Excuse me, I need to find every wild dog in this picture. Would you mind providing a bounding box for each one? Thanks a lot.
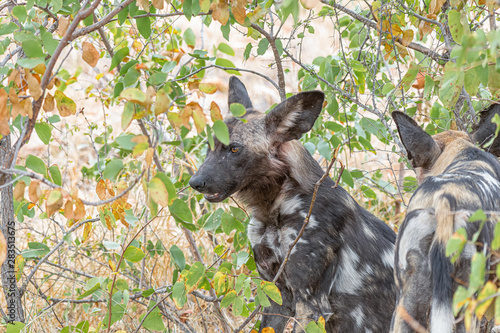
[189,77,396,332]
[391,111,500,333]
[472,103,500,157]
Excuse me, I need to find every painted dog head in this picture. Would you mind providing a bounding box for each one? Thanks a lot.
[189,77,325,206]
[472,103,500,157]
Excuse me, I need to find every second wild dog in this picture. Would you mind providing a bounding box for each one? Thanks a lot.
[391,111,500,333]
[190,77,396,332]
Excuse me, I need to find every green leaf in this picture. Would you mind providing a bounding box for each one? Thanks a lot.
[184,28,196,48]
[464,69,480,96]
[215,58,240,75]
[453,285,471,315]
[51,0,63,13]
[218,42,235,56]
[213,120,230,145]
[172,280,187,308]
[170,245,186,270]
[493,223,500,251]
[120,88,147,105]
[78,282,101,299]
[22,39,45,58]
[243,43,252,60]
[305,321,323,333]
[12,6,27,23]
[476,281,497,319]
[0,22,19,35]
[139,302,166,331]
[26,154,47,176]
[221,290,237,308]
[469,209,487,222]
[257,38,269,55]
[317,140,331,160]
[448,10,464,43]
[230,103,246,117]
[123,246,146,263]
[169,199,193,223]
[121,102,135,130]
[474,65,489,86]
[381,82,395,95]
[6,322,26,333]
[256,284,271,307]
[49,165,62,186]
[341,169,354,188]
[221,212,245,235]
[401,62,420,91]
[446,228,467,263]
[110,47,129,70]
[102,159,124,181]
[136,16,151,39]
[21,242,50,259]
[185,261,206,292]
[17,57,44,68]
[469,252,486,292]
[35,122,51,144]
[261,281,282,305]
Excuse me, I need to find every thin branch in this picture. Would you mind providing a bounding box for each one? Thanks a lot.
[251,23,286,101]
[320,0,447,63]
[396,305,427,333]
[173,64,280,92]
[19,217,100,297]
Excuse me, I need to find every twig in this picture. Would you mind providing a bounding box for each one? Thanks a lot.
[173,64,280,92]
[251,23,286,101]
[19,217,100,297]
[396,305,427,333]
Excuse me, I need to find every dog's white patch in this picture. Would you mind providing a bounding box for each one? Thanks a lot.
[280,195,303,216]
[363,223,376,239]
[430,300,453,333]
[299,212,319,228]
[334,247,362,294]
[248,217,264,246]
[398,210,436,270]
[351,306,365,328]
[382,246,395,268]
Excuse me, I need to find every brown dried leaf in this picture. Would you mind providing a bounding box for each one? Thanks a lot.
[155,90,170,115]
[82,42,100,67]
[9,88,23,120]
[105,179,116,197]
[131,134,148,144]
[412,72,425,89]
[9,69,21,88]
[33,63,46,75]
[64,200,74,219]
[20,98,33,118]
[74,199,85,220]
[13,181,26,201]
[29,180,42,203]
[145,147,154,168]
[199,83,218,94]
[211,1,230,25]
[187,102,206,134]
[0,88,9,136]
[210,101,223,122]
[152,0,164,9]
[96,179,107,200]
[43,93,55,112]
[429,0,446,14]
[137,0,150,12]
[58,16,70,37]
[231,0,247,25]
[54,90,76,117]
[0,232,6,267]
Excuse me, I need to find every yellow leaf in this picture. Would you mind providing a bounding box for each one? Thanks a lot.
[167,112,183,131]
[391,24,403,37]
[33,63,46,75]
[199,83,218,94]
[82,41,100,67]
[58,16,70,37]
[54,90,76,117]
[15,255,24,281]
[46,189,63,217]
[108,259,116,271]
[186,102,206,134]
[120,88,147,106]
[155,90,170,115]
[29,180,42,203]
[131,134,148,144]
[401,29,414,46]
[210,101,223,121]
[149,178,168,206]
[476,281,497,319]
[262,328,275,333]
[9,88,23,120]
[211,1,230,25]
[0,88,10,136]
[0,232,6,267]
[137,0,150,12]
[145,147,154,168]
[82,222,92,242]
[372,1,381,21]
[200,0,210,12]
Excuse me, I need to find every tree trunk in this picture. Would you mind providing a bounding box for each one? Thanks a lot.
[0,134,25,322]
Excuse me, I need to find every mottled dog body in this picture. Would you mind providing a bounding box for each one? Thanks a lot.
[190,77,396,332]
[391,111,500,333]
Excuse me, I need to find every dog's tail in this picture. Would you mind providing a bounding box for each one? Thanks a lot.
[430,195,456,333]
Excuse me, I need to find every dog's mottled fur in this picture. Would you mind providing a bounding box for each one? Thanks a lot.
[190,77,396,332]
[391,111,500,333]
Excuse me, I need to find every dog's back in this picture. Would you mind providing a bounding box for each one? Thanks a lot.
[391,112,500,333]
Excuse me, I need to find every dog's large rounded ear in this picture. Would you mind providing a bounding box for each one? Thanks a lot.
[265,91,325,143]
[228,76,253,110]
[392,111,440,169]
[472,104,500,157]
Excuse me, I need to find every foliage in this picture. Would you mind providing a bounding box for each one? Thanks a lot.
[0,0,498,332]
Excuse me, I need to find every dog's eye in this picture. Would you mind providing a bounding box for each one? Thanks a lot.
[231,147,240,153]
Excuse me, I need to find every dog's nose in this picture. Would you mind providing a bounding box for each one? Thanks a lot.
[189,176,206,192]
